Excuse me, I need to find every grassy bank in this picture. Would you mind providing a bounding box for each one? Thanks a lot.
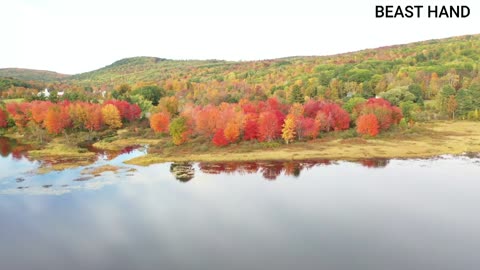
[5,121,480,169]
[124,121,480,165]
[27,137,97,173]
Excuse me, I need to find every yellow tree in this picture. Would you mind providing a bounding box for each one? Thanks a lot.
[224,122,240,143]
[101,104,122,129]
[282,114,296,144]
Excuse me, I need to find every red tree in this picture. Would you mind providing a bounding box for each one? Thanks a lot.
[212,128,229,146]
[44,105,72,135]
[316,103,350,131]
[0,108,7,128]
[104,100,141,122]
[354,98,403,131]
[300,117,320,139]
[194,105,219,138]
[303,100,322,118]
[356,114,379,137]
[258,111,280,142]
[6,102,31,129]
[243,114,258,140]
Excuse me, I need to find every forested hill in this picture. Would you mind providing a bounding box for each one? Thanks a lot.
[2,34,480,109]
[67,57,231,86]
[0,68,68,82]
[66,34,479,97]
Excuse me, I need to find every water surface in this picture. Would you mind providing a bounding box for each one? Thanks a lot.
[1,137,479,270]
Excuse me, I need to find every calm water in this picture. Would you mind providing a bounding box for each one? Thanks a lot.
[1,137,480,270]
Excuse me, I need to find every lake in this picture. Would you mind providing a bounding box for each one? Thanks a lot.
[1,136,480,270]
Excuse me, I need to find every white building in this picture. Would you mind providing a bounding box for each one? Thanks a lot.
[37,88,65,98]
[38,88,50,98]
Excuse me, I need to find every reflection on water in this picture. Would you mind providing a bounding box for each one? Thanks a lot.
[170,162,195,182]
[0,136,147,195]
[85,143,141,160]
[0,136,30,159]
[2,154,480,270]
[169,159,390,181]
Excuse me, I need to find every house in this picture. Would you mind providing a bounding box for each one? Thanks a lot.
[38,88,50,98]
[37,88,65,98]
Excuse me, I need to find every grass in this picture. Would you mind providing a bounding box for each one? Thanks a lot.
[93,138,162,151]
[28,137,97,173]
[28,139,95,159]
[125,121,480,166]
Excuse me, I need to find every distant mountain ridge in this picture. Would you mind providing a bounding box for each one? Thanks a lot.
[0,68,69,82]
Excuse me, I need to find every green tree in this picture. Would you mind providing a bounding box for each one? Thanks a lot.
[289,85,304,104]
[407,84,424,105]
[378,86,415,106]
[437,85,456,113]
[49,91,58,103]
[343,96,366,113]
[399,101,420,121]
[132,85,165,105]
[129,95,153,118]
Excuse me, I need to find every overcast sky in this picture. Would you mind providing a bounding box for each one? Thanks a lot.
[1,0,479,74]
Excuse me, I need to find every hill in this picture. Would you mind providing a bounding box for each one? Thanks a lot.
[0,68,69,82]
[2,34,480,109]
[67,56,231,86]
[59,34,480,107]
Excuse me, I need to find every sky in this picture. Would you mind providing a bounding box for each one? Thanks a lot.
[1,0,479,74]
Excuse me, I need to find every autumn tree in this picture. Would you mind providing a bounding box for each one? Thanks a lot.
[212,128,229,146]
[446,95,458,119]
[353,98,402,132]
[258,111,280,142]
[104,100,141,122]
[112,84,131,100]
[0,108,8,128]
[68,102,89,130]
[85,105,103,132]
[44,105,71,135]
[101,104,122,129]
[282,114,296,144]
[6,102,31,129]
[299,117,320,139]
[157,96,179,116]
[30,101,53,125]
[150,112,170,134]
[356,114,379,137]
[224,122,240,143]
[194,105,219,138]
[243,114,258,140]
[169,116,190,145]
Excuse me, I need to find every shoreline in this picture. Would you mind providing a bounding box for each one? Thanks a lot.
[124,121,480,165]
[3,121,480,168]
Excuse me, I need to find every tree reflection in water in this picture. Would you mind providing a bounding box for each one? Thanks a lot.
[85,144,140,160]
[181,159,389,181]
[0,136,30,160]
[170,162,195,182]
[360,159,390,168]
